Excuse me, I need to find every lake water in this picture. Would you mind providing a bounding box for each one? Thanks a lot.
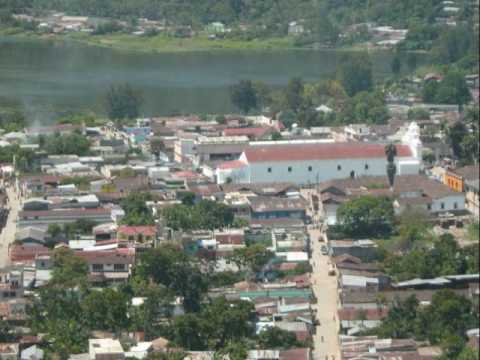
[0,37,425,122]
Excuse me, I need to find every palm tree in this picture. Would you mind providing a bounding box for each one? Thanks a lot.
[385,143,397,189]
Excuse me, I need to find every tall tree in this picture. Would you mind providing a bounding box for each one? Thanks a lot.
[435,71,472,107]
[391,54,402,76]
[51,248,88,288]
[337,196,395,238]
[385,143,397,189]
[136,244,207,312]
[105,83,143,120]
[284,77,304,113]
[230,80,258,114]
[337,53,373,97]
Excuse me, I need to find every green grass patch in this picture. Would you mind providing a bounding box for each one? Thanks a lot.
[72,33,295,53]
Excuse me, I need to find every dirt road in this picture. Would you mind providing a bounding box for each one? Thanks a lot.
[309,226,341,360]
[302,188,341,360]
[0,185,21,268]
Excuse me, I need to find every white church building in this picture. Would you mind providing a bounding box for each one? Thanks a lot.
[216,123,423,185]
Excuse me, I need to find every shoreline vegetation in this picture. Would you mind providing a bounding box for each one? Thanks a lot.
[0,27,388,54]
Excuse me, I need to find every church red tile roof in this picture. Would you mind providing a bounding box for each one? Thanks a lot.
[244,143,412,163]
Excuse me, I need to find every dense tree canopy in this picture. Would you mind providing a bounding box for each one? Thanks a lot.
[340,90,389,124]
[136,244,208,312]
[171,297,255,350]
[105,84,143,120]
[423,71,472,106]
[257,327,303,349]
[383,234,479,281]
[337,53,373,97]
[42,132,91,156]
[120,192,156,226]
[372,290,479,358]
[0,145,36,172]
[231,243,274,276]
[0,99,27,132]
[230,80,258,114]
[337,196,395,239]
[162,200,234,231]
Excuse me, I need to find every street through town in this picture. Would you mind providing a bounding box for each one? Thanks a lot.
[0,185,21,268]
[309,225,341,360]
[302,188,341,360]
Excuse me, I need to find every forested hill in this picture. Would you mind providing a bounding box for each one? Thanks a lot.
[3,0,475,28]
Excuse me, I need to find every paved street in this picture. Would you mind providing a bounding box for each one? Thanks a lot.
[0,185,21,268]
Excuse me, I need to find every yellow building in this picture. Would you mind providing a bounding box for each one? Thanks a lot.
[445,165,479,215]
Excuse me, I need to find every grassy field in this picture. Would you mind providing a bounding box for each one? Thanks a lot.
[69,32,296,53]
[1,28,388,54]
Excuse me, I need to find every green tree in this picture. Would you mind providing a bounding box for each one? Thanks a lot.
[252,81,273,110]
[441,335,466,359]
[418,290,478,345]
[407,53,418,71]
[121,192,155,226]
[408,107,430,120]
[422,80,440,103]
[284,77,304,113]
[129,283,174,338]
[374,295,420,339]
[162,200,234,231]
[29,286,90,357]
[230,80,258,114]
[385,143,397,188]
[105,83,143,120]
[337,196,394,238]
[43,132,91,156]
[195,200,234,230]
[172,313,207,350]
[47,223,63,239]
[231,244,274,275]
[51,248,88,288]
[0,100,27,132]
[341,90,389,124]
[457,347,480,360]
[257,327,301,349]
[216,341,249,360]
[448,121,470,160]
[200,297,255,349]
[435,71,472,107]
[81,288,129,332]
[391,54,402,76]
[337,53,373,97]
[162,204,193,230]
[136,245,207,312]
[432,25,473,64]
[395,209,432,251]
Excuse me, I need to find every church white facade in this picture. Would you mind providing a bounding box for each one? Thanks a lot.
[216,123,422,185]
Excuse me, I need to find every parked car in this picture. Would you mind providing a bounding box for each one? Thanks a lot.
[321,245,328,255]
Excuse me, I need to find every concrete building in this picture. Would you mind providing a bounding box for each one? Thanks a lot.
[318,174,466,225]
[17,208,113,227]
[89,339,124,360]
[193,136,249,166]
[444,165,479,216]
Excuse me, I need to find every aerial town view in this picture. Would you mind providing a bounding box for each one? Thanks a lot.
[0,0,479,359]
